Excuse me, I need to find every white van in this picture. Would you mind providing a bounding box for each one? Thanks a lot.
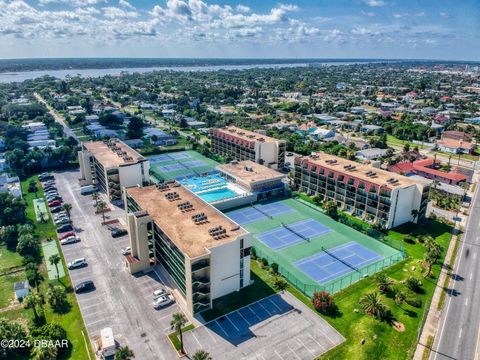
[80,185,96,195]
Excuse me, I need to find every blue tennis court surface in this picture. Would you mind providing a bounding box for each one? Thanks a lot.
[227,202,293,225]
[158,163,185,172]
[294,242,383,285]
[182,160,206,168]
[150,154,171,162]
[169,152,191,160]
[258,219,331,250]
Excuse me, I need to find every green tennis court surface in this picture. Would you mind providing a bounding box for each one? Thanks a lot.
[148,150,219,181]
[33,198,48,222]
[42,241,65,280]
[226,198,405,295]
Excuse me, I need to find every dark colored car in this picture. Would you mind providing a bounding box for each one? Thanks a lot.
[74,280,95,293]
[48,200,62,207]
[50,206,63,213]
[59,231,76,240]
[57,224,73,233]
[111,227,128,238]
[39,173,53,181]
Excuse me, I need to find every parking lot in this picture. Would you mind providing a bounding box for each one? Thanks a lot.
[54,170,184,360]
[183,291,344,359]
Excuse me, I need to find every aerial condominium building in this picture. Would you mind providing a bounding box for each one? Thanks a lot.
[78,139,150,202]
[124,184,252,315]
[210,126,286,169]
[294,153,430,229]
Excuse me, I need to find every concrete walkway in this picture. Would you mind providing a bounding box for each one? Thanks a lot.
[413,233,459,360]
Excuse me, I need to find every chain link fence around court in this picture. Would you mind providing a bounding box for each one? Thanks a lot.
[254,244,406,298]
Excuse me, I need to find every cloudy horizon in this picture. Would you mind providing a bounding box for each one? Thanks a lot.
[0,0,478,61]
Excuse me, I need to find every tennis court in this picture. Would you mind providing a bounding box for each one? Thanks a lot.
[148,150,219,181]
[226,198,405,295]
[33,198,48,222]
[227,202,293,225]
[294,242,384,285]
[42,241,65,280]
[258,219,331,250]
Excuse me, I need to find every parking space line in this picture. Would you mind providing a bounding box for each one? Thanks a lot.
[82,309,105,319]
[258,300,273,316]
[191,331,202,348]
[297,337,315,357]
[225,314,240,332]
[266,297,283,312]
[307,333,325,351]
[237,308,253,326]
[86,318,108,327]
[79,302,99,312]
[274,350,285,360]
[214,320,230,338]
[245,305,262,321]
[287,343,301,360]
[204,327,218,344]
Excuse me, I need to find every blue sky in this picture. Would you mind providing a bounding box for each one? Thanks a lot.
[0,0,478,60]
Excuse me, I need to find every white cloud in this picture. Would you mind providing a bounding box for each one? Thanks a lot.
[363,0,385,7]
[38,0,106,6]
[236,5,251,13]
[103,6,138,19]
[440,12,449,18]
[119,0,135,10]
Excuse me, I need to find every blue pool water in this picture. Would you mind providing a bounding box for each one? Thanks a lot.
[198,188,239,202]
[180,173,228,191]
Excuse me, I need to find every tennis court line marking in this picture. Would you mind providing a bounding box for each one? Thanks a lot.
[294,242,357,266]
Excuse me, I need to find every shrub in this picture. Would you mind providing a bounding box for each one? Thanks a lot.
[260,257,268,267]
[272,276,288,290]
[250,247,257,260]
[406,277,423,293]
[270,263,279,274]
[405,296,422,308]
[404,235,416,244]
[312,291,336,314]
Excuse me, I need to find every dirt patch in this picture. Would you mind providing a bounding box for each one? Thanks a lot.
[393,321,405,332]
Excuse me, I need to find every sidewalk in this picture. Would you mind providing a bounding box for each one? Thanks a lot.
[413,233,459,360]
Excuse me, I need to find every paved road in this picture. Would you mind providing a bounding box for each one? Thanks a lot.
[432,183,480,360]
[34,92,79,142]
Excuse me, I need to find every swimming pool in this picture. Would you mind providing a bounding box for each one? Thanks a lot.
[180,173,228,192]
[197,188,239,202]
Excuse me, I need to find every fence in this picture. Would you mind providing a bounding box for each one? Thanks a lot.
[254,244,406,298]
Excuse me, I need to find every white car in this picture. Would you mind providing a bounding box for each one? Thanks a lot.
[121,246,131,255]
[60,236,80,245]
[153,289,167,299]
[153,294,175,309]
[68,258,86,269]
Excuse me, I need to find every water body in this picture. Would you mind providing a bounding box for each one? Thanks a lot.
[0,61,370,83]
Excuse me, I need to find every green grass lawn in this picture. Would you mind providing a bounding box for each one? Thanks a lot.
[0,270,26,308]
[168,324,195,351]
[386,135,428,150]
[0,245,23,272]
[0,174,95,359]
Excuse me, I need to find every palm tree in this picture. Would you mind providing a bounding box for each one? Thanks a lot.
[62,203,72,218]
[170,312,188,354]
[24,294,41,323]
[359,292,388,319]
[375,273,393,293]
[96,201,108,224]
[424,239,442,277]
[92,192,99,206]
[49,254,61,280]
[115,346,135,360]
[192,350,212,360]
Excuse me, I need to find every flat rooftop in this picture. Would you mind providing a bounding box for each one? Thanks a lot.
[126,185,246,258]
[296,152,427,189]
[214,126,283,144]
[217,160,286,184]
[83,139,146,168]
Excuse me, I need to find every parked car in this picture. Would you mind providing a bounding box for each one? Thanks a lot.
[121,246,131,255]
[60,236,80,245]
[153,289,167,299]
[45,192,59,198]
[39,173,53,181]
[68,258,87,270]
[57,224,73,233]
[48,200,61,207]
[55,218,71,226]
[50,206,63,213]
[153,294,175,309]
[74,280,95,293]
[46,196,62,202]
[53,212,68,220]
[43,186,56,192]
[59,231,75,240]
[111,227,128,238]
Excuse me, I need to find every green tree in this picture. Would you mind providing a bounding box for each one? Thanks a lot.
[0,319,29,358]
[115,346,135,360]
[323,200,338,219]
[24,294,42,324]
[192,350,212,360]
[47,285,68,311]
[359,292,388,319]
[126,116,145,139]
[26,262,42,291]
[28,179,38,193]
[374,273,393,293]
[16,234,40,258]
[49,254,61,280]
[62,203,72,218]
[170,312,188,354]
[96,201,108,224]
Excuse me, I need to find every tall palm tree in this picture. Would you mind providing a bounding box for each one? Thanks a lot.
[424,239,442,277]
[170,312,188,354]
[96,201,108,224]
[24,294,41,323]
[62,203,72,218]
[192,350,212,360]
[91,191,99,206]
[49,254,61,280]
[114,346,135,360]
[359,292,388,319]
